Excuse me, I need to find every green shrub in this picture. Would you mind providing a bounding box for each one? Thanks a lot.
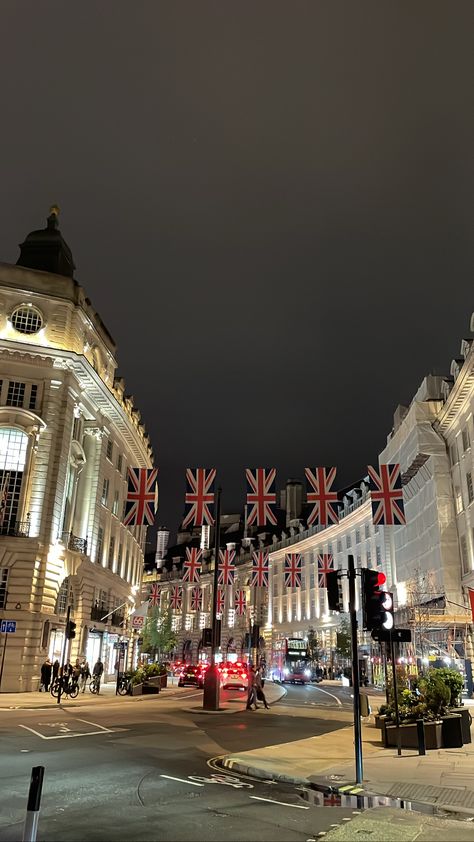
[420,672,450,717]
[430,667,464,707]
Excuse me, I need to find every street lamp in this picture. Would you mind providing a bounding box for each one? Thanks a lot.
[203,487,222,711]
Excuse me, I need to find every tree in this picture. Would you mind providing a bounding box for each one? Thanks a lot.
[307,626,321,664]
[335,616,352,660]
[140,605,177,662]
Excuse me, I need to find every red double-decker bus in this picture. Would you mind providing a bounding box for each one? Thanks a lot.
[270,637,312,684]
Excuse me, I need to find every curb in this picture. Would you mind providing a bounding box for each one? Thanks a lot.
[221,756,308,786]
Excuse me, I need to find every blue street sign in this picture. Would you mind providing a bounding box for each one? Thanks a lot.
[0,620,17,633]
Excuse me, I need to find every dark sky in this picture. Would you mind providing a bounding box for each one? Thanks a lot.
[1,3,473,542]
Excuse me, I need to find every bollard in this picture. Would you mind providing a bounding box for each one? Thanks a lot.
[416,718,426,756]
[22,766,44,842]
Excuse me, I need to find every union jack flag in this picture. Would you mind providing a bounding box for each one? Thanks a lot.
[148,583,161,607]
[123,468,158,526]
[317,554,334,588]
[190,586,202,612]
[234,589,246,615]
[170,585,183,611]
[284,553,302,587]
[305,467,339,527]
[182,547,202,583]
[218,549,236,585]
[216,588,225,614]
[183,468,216,528]
[250,550,269,587]
[246,468,277,526]
[368,463,406,526]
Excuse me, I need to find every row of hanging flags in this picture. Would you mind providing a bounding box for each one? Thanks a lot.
[124,464,406,529]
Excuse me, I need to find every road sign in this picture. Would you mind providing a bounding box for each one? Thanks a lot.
[0,620,17,633]
[371,628,411,643]
[132,615,145,629]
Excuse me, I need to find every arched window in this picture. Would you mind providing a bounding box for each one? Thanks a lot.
[0,427,29,535]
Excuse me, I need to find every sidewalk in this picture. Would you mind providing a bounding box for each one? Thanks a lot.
[222,688,474,818]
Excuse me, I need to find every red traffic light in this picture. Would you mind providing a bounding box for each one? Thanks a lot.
[377,572,386,588]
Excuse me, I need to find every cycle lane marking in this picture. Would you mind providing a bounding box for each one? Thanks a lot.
[249,796,309,809]
[160,775,204,787]
[18,717,115,740]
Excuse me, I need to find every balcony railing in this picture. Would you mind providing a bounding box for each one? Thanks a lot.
[90,603,107,621]
[61,532,88,554]
[110,611,125,627]
[0,520,31,537]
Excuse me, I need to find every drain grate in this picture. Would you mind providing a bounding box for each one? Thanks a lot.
[387,781,474,809]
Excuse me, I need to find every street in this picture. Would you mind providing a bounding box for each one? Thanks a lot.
[0,682,357,841]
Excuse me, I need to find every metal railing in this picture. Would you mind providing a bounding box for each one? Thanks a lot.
[0,520,31,537]
[110,611,125,627]
[90,603,107,621]
[61,532,88,554]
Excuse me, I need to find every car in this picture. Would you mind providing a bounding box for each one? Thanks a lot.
[177,665,205,688]
[219,662,249,691]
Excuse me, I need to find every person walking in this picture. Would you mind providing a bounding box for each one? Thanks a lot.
[255,666,270,709]
[80,659,90,693]
[40,658,52,692]
[92,658,104,693]
[246,665,259,710]
[52,659,60,682]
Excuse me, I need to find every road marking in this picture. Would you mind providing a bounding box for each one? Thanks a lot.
[19,724,114,740]
[160,774,204,787]
[311,685,343,706]
[249,796,309,809]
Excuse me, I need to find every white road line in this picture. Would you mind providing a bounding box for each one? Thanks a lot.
[160,774,204,787]
[18,724,114,740]
[75,718,114,731]
[310,686,343,706]
[249,796,309,809]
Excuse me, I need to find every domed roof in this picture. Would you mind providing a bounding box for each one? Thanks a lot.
[17,205,76,278]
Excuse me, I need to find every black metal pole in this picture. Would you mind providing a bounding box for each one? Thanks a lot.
[22,765,44,842]
[390,631,402,756]
[0,631,9,692]
[57,605,70,705]
[203,488,221,710]
[348,555,363,783]
[384,642,390,705]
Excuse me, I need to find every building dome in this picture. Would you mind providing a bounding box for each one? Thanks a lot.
[17,205,76,278]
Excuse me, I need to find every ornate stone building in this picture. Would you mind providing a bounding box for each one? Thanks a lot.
[0,208,154,691]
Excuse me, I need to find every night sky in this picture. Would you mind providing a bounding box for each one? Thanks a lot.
[1,3,473,542]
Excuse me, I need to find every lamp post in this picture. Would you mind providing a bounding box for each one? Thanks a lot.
[203,487,222,710]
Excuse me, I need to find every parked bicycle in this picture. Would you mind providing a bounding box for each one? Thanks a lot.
[116,674,131,696]
[50,674,79,699]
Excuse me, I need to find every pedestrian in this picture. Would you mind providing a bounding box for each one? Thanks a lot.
[40,658,52,692]
[71,659,81,687]
[80,659,90,693]
[255,666,270,709]
[52,659,60,682]
[93,658,104,693]
[246,665,258,710]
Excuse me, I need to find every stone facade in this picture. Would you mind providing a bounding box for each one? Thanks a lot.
[0,241,154,691]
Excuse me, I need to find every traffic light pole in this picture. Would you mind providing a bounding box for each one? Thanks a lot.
[390,630,402,756]
[203,487,221,711]
[57,604,70,705]
[348,555,363,784]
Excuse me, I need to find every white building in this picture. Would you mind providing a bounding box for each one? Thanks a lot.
[0,207,155,690]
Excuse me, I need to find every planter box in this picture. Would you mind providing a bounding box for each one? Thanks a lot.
[142,683,160,695]
[374,714,388,729]
[385,721,443,750]
[441,714,463,748]
[160,674,167,689]
[450,707,472,744]
[131,683,143,696]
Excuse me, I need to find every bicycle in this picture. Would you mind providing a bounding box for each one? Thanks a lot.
[89,674,101,694]
[116,674,131,696]
[50,675,79,699]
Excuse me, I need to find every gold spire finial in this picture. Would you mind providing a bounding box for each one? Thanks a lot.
[49,204,60,217]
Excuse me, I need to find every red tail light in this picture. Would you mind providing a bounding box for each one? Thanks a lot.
[241,673,247,679]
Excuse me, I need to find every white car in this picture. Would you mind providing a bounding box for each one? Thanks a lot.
[219,662,249,690]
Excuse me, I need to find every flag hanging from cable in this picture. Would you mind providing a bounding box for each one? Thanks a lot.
[123,468,158,526]
[183,468,216,527]
[182,547,202,583]
[216,588,226,614]
[245,468,277,526]
[317,554,334,588]
[148,583,161,607]
[368,463,406,525]
[305,467,339,527]
[234,590,247,615]
[218,549,236,585]
[284,553,302,587]
[190,587,202,612]
[250,550,269,587]
[170,586,183,611]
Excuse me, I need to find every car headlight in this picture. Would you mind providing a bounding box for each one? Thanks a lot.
[304,670,311,678]
[283,667,289,675]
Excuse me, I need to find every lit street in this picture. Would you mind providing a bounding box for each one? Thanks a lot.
[0,683,356,842]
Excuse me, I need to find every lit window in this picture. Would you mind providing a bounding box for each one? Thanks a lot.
[455,486,464,514]
[101,478,109,506]
[106,439,113,461]
[10,305,43,335]
[112,490,119,516]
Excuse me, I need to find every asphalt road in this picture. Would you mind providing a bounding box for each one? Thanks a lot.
[0,683,357,842]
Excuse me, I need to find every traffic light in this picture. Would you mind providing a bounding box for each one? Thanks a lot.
[360,569,394,631]
[326,570,342,612]
[65,619,76,640]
